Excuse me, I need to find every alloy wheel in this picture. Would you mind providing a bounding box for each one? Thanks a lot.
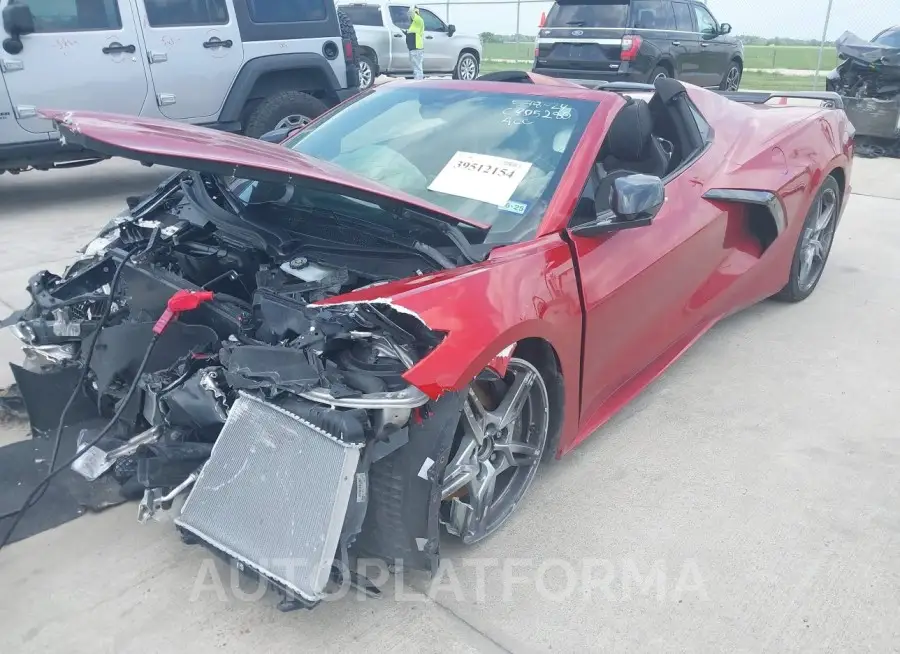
[725,66,741,91]
[797,186,838,291]
[359,60,374,89]
[275,114,312,129]
[441,358,550,544]
[458,54,478,80]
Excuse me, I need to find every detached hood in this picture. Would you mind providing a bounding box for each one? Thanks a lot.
[40,110,489,230]
[835,31,900,69]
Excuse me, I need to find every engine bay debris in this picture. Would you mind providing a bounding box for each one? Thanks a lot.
[0,169,469,606]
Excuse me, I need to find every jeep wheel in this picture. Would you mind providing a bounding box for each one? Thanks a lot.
[452,52,479,80]
[358,53,376,90]
[243,91,328,139]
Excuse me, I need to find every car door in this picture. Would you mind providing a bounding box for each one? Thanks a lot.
[417,7,454,73]
[0,0,149,135]
[690,1,725,86]
[670,0,701,84]
[133,0,243,121]
[567,110,728,430]
[387,4,412,73]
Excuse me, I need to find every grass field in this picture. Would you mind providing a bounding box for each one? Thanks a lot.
[478,59,825,91]
[483,42,838,71]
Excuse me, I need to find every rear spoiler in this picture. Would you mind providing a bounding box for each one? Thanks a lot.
[715,90,844,109]
[587,81,843,109]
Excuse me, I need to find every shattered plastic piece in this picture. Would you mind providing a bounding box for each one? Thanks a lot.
[486,343,517,378]
[221,345,322,391]
[417,457,434,480]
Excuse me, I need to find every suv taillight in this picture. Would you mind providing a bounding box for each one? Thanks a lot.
[621,35,642,61]
[343,38,354,61]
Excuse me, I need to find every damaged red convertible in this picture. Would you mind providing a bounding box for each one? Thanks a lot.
[0,74,853,608]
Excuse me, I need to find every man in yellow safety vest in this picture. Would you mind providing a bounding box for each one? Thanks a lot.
[405,6,425,80]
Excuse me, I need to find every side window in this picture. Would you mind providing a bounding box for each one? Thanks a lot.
[245,0,327,23]
[342,5,384,26]
[631,0,675,30]
[419,8,445,32]
[688,99,710,143]
[21,0,122,32]
[389,5,411,29]
[144,0,229,27]
[692,4,717,35]
[671,2,693,31]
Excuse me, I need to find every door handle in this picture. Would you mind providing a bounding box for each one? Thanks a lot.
[671,40,680,46]
[700,42,708,47]
[203,38,233,49]
[426,35,433,39]
[147,50,167,63]
[393,33,402,38]
[102,42,136,55]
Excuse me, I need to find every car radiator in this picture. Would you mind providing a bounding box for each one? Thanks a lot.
[175,392,362,603]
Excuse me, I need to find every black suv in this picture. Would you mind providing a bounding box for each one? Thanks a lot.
[533,0,743,89]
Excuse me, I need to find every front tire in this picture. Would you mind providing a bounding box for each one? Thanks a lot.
[773,175,841,302]
[452,52,479,80]
[439,357,549,544]
[242,90,328,139]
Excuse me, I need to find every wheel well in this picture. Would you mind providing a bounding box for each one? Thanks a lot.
[358,45,378,68]
[513,338,564,459]
[460,47,480,63]
[830,167,846,203]
[240,68,332,120]
[656,58,674,76]
[730,55,743,70]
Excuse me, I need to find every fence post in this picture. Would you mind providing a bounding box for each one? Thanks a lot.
[445,0,450,25]
[515,0,521,61]
[812,0,834,89]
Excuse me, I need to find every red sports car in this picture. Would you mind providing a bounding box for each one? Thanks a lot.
[0,73,853,608]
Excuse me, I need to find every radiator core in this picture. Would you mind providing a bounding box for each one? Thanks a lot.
[175,392,362,602]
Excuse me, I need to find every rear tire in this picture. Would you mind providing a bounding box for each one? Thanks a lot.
[242,90,328,139]
[358,53,376,90]
[772,175,841,302]
[650,65,671,82]
[453,52,479,80]
[719,61,742,90]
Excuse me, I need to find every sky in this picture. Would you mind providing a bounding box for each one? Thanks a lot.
[417,0,892,41]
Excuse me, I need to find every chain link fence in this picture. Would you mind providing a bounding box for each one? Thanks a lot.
[410,0,891,91]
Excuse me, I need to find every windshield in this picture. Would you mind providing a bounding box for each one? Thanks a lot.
[257,86,595,242]
[873,27,900,48]
[546,1,629,28]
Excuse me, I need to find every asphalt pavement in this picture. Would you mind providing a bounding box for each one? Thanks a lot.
[0,156,897,653]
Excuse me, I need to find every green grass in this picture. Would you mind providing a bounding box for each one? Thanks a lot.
[482,42,839,72]
[478,60,825,91]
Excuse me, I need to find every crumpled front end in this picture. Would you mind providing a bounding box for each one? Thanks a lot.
[1,192,465,606]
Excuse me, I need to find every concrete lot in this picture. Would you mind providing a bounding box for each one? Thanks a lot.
[0,156,898,653]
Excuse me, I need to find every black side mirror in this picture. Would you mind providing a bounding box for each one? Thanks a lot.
[572,174,664,237]
[2,2,34,55]
[719,22,732,35]
[3,3,35,37]
[447,24,456,36]
[258,126,304,143]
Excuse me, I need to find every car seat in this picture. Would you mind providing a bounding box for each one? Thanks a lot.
[600,97,669,177]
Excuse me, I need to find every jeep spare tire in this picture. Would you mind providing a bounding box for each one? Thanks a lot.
[243,91,328,139]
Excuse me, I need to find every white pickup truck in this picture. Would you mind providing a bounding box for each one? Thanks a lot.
[338,2,483,88]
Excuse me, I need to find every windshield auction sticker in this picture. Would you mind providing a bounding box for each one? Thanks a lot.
[428,152,533,206]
